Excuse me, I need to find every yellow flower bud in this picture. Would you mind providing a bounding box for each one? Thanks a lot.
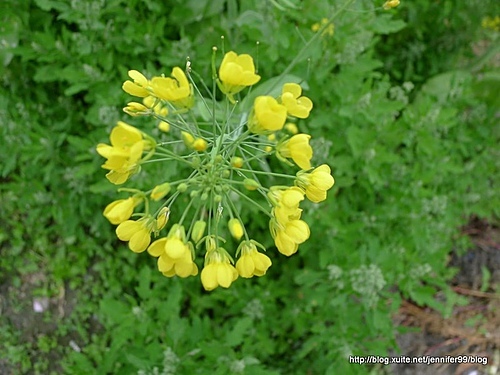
[205,236,217,253]
[231,156,244,168]
[181,131,195,147]
[158,121,170,132]
[284,122,299,135]
[143,96,155,108]
[383,0,400,10]
[123,102,149,116]
[228,218,244,240]
[156,207,170,231]
[151,182,171,201]
[103,197,141,225]
[193,138,208,152]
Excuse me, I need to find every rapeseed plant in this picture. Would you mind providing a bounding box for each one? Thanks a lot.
[98,49,335,290]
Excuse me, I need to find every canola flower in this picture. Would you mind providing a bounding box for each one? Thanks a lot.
[311,18,335,37]
[382,0,400,10]
[481,16,500,31]
[97,49,335,291]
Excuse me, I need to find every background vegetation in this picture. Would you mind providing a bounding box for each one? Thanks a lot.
[1,0,498,374]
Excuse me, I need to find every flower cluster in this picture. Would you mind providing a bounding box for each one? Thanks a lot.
[97,50,335,290]
[481,15,500,31]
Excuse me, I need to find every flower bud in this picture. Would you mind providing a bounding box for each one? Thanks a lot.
[156,207,170,230]
[191,220,206,243]
[123,102,149,116]
[383,0,400,10]
[205,236,217,252]
[181,131,194,147]
[177,183,188,193]
[243,178,259,191]
[158,121,170,132]
[103,197,141,225]
[284,122,298,135]
[193,138,208,152]
[151,182,171,201]
[231,156,244,168]
[228,218,244,240]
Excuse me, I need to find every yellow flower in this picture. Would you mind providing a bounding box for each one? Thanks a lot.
[218,51,261,96]
[148,236,198,278]
[280,83,313,119]
[151,183,171,201]
[311,18,334,37]
[295,164,335,203]
[482,16,500,31]
[268,186,305,224]
[122,70,150,97]
[383,0,400,10]
[96,121,148,185]
[164,237,188,260]
[150,67,193,108]
[103,196,141,225]
[201,249,238,291]
[116,217,153,253]
[235,241,272,278]
[248,96,287,134]
[270,218,310,256]
[276,134,313,170]
[163,224,189,259]
[158,250,198,278]
[228,218,244,240]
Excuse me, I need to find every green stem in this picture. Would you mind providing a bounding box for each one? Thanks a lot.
[228,186,272,218]
[266,0,356,94]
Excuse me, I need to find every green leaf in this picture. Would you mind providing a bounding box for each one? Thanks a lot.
[409,285,437,306]
[0,10,20,68]
[372,14,406,34]
[224,317,253,347]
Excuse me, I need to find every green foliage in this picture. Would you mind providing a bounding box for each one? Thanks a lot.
[1,0,498,374]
